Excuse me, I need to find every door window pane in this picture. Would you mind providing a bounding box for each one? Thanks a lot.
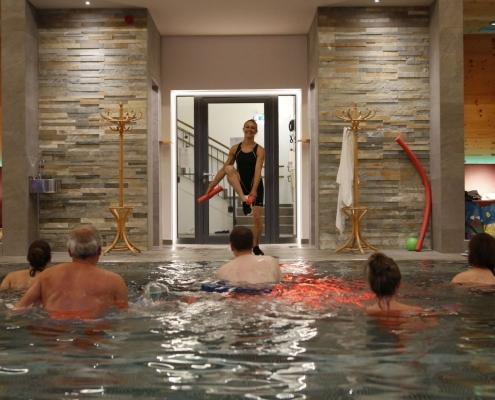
[278,96,296,239]
[177,96,195,239]
[207,103,265,237]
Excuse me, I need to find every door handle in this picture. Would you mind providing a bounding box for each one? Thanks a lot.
[202,172,215,183]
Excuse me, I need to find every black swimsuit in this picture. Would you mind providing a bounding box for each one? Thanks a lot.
[235,143,264,207]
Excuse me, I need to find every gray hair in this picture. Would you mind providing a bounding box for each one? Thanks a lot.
[67,224,102,259]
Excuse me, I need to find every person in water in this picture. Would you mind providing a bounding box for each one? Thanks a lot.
[452,232,495,286]
[16,225,128,319]
[0,240,52,291]
[205,119,265,255]
[216,226,281,286]
[366,252,422,315]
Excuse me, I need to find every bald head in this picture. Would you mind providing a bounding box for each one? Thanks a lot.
[67,225,102,260]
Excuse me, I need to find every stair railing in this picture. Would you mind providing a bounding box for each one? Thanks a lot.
[176,119,237,223]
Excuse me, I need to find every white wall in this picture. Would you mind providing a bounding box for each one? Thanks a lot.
[160,35,309,242]
[208,103,266,147]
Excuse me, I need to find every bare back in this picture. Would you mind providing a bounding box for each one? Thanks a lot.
[17,261,128,319]
[0,269,37,291]
[451,267,495,286]
[366,298,422,316]
[216,254,281,286]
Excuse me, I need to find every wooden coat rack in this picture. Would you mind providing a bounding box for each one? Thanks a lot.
[101,103,142,255]
[335,105,377,254]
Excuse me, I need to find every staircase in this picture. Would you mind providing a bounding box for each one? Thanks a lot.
[235,203,295,237]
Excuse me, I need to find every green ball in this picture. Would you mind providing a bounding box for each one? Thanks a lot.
[405,236,418,251]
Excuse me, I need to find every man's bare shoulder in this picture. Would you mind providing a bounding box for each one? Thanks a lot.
[103,268,126,282]
[256,255,279,266]
[92,268,127,289]
[451,270,471,284]
[40,262,71,276]
[217,258,237,274]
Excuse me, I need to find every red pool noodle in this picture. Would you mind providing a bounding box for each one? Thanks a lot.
[395,135,432,252]
[197,186,224,204]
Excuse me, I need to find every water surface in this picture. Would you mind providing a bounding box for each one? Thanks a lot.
[1,260,494,399]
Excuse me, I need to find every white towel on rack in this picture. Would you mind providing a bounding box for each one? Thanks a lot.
[336,127,354,234]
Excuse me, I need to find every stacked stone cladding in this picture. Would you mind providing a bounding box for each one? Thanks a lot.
[37,9,149,250]
[316,7,431,249]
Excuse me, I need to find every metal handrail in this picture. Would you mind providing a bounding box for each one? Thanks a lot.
[177,127,226,166]
[177,119,230,152]
[176,121,236,217]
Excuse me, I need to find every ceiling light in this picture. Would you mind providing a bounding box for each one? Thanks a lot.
[491,21,495,26]
[85,1,90,5]
[374,0,380,3]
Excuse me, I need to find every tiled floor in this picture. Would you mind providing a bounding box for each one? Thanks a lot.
[0,244,466,264]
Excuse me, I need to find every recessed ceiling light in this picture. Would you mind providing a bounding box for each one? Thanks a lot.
[85,1,90,5]
[374,0,381,3]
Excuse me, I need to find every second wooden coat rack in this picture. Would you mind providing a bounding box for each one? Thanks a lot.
[335,105,377,254]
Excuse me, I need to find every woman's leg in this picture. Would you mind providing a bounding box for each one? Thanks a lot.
[252,206,263,246]
[224,165,248,202]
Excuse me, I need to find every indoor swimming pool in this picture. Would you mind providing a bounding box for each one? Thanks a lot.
[1,260,494,399]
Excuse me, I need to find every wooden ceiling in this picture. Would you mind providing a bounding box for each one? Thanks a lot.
[464,0,495,33]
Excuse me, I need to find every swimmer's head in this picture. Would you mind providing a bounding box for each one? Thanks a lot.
[367,252,401,299]
[27,240,51,277]
[143,282,169,302]
[67,224,102,260]
[229,226,253,253]
[469,233,495,274]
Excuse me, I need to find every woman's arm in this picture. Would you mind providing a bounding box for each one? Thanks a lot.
[250,146,265,196]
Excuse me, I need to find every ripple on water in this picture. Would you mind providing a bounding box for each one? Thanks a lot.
[0,366,29,375]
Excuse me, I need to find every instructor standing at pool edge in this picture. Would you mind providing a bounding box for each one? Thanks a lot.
[204,119,265,255]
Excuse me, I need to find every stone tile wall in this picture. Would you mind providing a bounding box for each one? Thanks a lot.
[316,7,431,249]
[37,9,149,250]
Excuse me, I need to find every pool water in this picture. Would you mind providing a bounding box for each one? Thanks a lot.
[1,260,494,399]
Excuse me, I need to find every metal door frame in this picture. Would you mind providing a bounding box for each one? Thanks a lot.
[193,96,279,244]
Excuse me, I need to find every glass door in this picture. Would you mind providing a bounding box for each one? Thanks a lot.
[206,102,264,241]
[176,95,297,244]
[277,95,297,242]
